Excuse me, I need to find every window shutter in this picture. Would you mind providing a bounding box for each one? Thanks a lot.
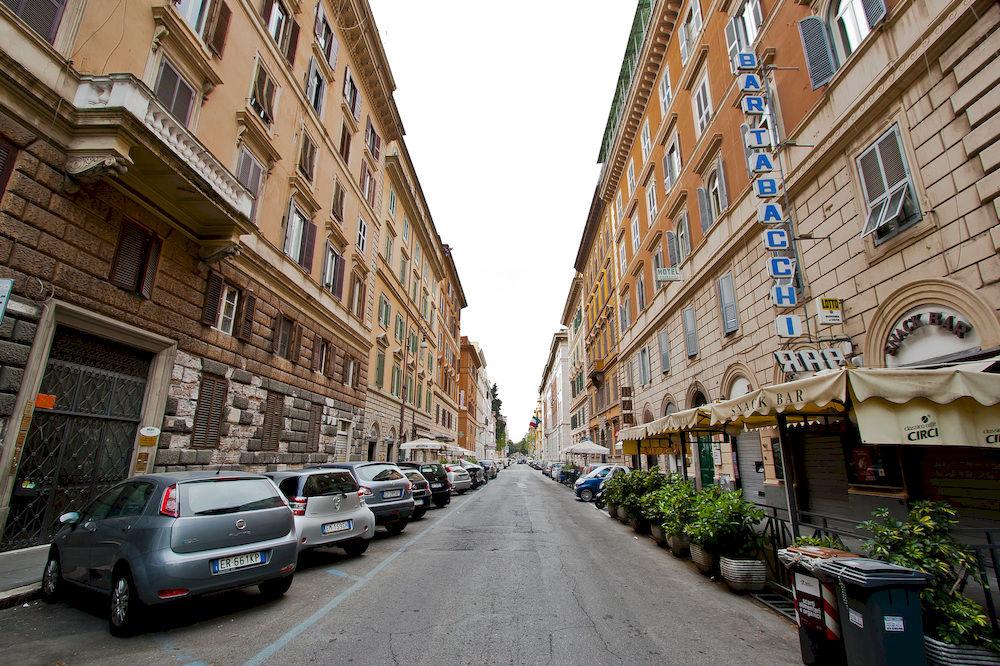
[271,315,282,353]
[740,123,753,176]
[877,128,907,191]
[657,329,670,374]
[333,254,345,298]
[343,67,352,99]
[352,357,361,387]
[325,343,336,378]
[236,292,256,342]
[192,374,228,448]
[311,332,323,371]
[301,221,317,271]
[284,20,300,64]
[14,0,68,44]
[314,4,324,39]
[201,271,224,325]
[110,221,149,293]
[327,31,339,68]
[724,19,740,73]
[666,231,679,267]
[719,273,739,334]
[307,402,322,453]
[291,323,303,364]
[683,307,699,356]
[862,0,887,29]
[0,138,15,193]
[680,24,689,63]
[857,142,886,203]
[261,0,274,20]
[716,157,729,209]
[798,17,837,89]
[261,391,283,451]
[207,1,232,57]
[697,187,711,231]
[139,235,161,299]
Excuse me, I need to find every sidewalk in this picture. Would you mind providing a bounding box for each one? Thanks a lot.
[0,544,47,608]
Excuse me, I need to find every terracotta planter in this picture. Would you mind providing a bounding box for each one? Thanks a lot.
[606,503,618,518]
[689,543,718,575]
[649,524,667,546]
[720,557,767,592]
[666,533,690,557]
[925,635,1000,666]
[629,515,650,534]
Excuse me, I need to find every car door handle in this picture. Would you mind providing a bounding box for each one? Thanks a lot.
[84,522,97,533]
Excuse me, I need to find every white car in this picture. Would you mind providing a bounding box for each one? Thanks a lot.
[445,464,472,493]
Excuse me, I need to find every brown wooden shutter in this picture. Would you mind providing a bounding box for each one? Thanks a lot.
[192,373,228,448]
[201,271,224,325]
[261,391,283,451]
[291,323,303,364]
[311,332,323,371]
[139,234,161,299]
[358,281,367,319]
[110,221,149,292]
[236,292,256,342]
[0,138,16,194]
[285,20,299,64]
[271,315,283,353]
[301,221,317,271]
[207,1,232,57]
[325,343,336,378]
[333,254,345,299]
[306,402,322,453]
[352,357,361,387]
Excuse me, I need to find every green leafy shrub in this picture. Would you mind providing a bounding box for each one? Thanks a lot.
[602,471,627,506]
[618,468,668,519]
[640,484,674,524]
[683,486,764,558]
[860,501,999,651]
[793,534,847,550]
[658,475,697,537]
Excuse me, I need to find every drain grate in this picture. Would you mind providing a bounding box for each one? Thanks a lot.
[753,591,797,623]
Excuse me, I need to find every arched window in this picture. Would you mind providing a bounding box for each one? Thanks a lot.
[662,401,677,417]
[833,0,870,58]
[677,212,691,262]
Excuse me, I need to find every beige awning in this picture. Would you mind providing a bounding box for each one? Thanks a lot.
[617,424,648,442]
[708,370,850,429]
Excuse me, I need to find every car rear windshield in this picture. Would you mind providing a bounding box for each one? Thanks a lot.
[185,479,285,515]
[403,470,424,482]
[303,472,358,497]
[419,465,442,476]
[357,464,403,482]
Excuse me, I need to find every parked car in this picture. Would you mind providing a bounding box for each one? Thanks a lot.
[444,463,472,494]
[398,462,451,508]
[265,469,375,555]
[574,465,628,502]
[400,468,432,519]
[479,459,499,479]
[458,461,487,487]
[311,462,413,535]
[41,471,298,636]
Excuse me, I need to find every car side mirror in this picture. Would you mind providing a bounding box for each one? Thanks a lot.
[59,511,80,526]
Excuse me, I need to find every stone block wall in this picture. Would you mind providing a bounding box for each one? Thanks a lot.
[0,297,38,444]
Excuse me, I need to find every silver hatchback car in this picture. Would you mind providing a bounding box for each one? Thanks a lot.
[41,471,298,636]
[266,469,376,555]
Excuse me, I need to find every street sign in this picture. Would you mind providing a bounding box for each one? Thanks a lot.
[0,279,12,326]
[776,315,803,338]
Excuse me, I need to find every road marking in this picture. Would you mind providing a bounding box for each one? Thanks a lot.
[324,566,360,580]
[244,494,475,666]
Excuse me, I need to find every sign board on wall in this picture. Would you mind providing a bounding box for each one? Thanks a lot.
[656,267,681,282]
[883,305,980,368]
[774,348,847,374]
[815,297,843,325]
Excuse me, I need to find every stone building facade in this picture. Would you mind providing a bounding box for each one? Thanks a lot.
[539,330,570,461]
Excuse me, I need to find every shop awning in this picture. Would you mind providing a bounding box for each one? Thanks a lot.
[617,424,648,442]
[708,370,849,430]
[560,441,611,455]
[400,439,447,451]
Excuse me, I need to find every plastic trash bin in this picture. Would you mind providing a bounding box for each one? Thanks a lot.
[779,545,860,665]
[815,558,931,666]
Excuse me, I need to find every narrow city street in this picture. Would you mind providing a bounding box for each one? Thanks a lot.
[0,466,797,665]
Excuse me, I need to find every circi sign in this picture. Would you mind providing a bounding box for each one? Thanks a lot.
[138,426,161,447]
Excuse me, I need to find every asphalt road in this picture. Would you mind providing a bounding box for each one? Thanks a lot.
[0,466,800,665]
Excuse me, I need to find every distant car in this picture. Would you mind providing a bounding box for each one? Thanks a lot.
[458,461,487,487]
[548,463,564,480]
[517,459,526,465]
[311,462,413,535]
[444,464,472,494]
[398,462,451,508]
[479,459,498,479]
[400,468,432,519]
[265,469,375,555]
[574,465,628,502]
[41,472,298,636]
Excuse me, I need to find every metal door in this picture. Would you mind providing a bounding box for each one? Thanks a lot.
[698,436,715,487]
[1,327,151,550]
[736,432,766,504]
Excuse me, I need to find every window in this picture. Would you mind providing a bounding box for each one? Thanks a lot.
[378,294,391,327]
[615,193,623,223]
[799,0,884,89]
[360,162,376,207]
[402,216,410,242]
[110,220,161,299]
[356,218,368,252]
[349,274,366,320]
[857,126,921,243]
[235,147,264,222]
[314,4,339,66]
[7,0,67,43]
[383,233,394,263]
[315,338,329,375]
[639,347,651,385]
[344,356,357,388]
[680,0,703,64]
[659,68,673,115]
[698,161,729,231]
[618,241,627,276]
[217,284,240,334]
[338,123,351,163]
[332,179,346,221]
[298,133,317,181]
[202,272,255,340]
[718,272,740,334]
[637,274,646,311]
[274,315,296,360]
[264,0,298,63]
[641,120,652,162]
[676,212,691,262]
[835,0,872,57]
[343,66,361,119]
[394,313,405,342]
[365,117,382,161]
[178,0,212,37]
[627,160,636,195]
[250,61,277,125]
[620,296,631,332]
[416,383,423,410]
[725,0,763,71]
[391,365,402,397]
[845,442,903,488]
[305,58,325,113]
[375,350,385,388]
[645,181,658,223]
[260,391,283,450]
[388,190,397,217]
[154,59,196,125]
[283,202,316,269]
[664,137,681,191]
[630,215,640,252]
[683,306,698,357]
[657,328,670,374]
[192,373,228,447]
[692,73,713,136]
[322,242,345,298]
[399,255,409,286]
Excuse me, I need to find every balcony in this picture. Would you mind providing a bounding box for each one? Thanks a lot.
[68,74,253,252]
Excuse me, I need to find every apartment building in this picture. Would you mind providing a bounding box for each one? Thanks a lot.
[362,141,463,460]
[566,0,1000,528]
[539,330,570,461]
[0,0,418,551]
[457,335,484,452]
[476,366,493,459]
[561,276,589,444]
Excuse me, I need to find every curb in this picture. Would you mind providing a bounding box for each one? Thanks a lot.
[0,582,41,610]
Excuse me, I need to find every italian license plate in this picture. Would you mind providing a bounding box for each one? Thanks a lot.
[430,483,443,489]
[322,520,352,534]
[212,550,266,574]
[382,489,402,499]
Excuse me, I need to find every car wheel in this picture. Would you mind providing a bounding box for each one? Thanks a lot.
[579,489,594,502]
[457,489,467,495]
[412,507,427,520]
[109,569,143,637]
[342,540,370,557]
[41,550,63,603]
[384,521,406,536]
[434,498,450,508]
[259,575,294,600]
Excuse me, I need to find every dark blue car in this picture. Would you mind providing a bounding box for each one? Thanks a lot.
[574,465,627,501]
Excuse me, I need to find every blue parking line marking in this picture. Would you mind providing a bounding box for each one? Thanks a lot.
[324,567,358,580]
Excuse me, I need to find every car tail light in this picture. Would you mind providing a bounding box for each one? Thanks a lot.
[157,588,189,599]
[159,484,179,518]
[359,486,373,502]
[288,496,308,516]
[280,563,296,575]
[404,481,412,492]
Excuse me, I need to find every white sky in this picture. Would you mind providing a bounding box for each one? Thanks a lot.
[370,2,636,441]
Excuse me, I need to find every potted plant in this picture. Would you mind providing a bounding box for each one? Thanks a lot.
[658,475,696,556]
[860,501,1000,664]
[641,485,671,547]
[684,487,765,582]
[602,470,626,519]
[619,468,667,533]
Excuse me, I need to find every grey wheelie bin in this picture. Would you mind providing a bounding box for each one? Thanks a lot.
[815,558,931,666]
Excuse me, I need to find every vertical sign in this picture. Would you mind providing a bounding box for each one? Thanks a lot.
[0,279,12,326]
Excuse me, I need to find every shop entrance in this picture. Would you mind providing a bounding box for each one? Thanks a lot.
[2,327,152,551]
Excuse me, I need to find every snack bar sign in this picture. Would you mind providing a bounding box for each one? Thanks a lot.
[737,52,800,339]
